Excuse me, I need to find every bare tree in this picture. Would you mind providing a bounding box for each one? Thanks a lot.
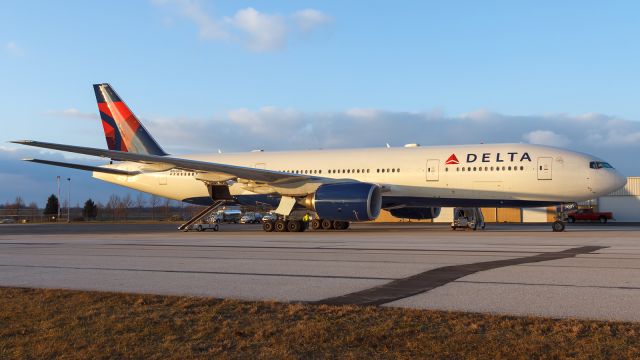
[149,195,160,221]
[107,194,120,221]
[119,194,134,221]
[14,196,24,216]
[163,198,171,220]
[135,192,146,220]
[95,201,104,220]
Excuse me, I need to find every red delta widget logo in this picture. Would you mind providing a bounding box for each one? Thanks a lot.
[445,152,532,164]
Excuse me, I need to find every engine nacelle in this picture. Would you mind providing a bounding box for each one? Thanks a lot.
[307,183,382,221]
[389,207,441,220]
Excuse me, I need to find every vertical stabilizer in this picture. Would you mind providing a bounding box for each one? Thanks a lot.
[93,83,167,156]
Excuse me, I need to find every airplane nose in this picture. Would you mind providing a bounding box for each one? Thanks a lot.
[614,172,627,191]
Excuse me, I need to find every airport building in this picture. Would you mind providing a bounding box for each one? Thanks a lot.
[375,176,640,223]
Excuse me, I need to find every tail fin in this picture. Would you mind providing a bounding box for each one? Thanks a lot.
[93,83,167,156]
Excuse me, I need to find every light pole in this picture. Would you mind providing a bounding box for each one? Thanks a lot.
[67,178,71,223]
[57,176,61,222]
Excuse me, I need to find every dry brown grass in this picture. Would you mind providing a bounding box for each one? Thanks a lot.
[1,287,639,359]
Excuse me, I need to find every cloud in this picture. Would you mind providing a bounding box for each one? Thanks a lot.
[292,9,332,32]
[224,8,286,52]
[45,108,99,120]
[5,107,640,204]
[152,1,330,52]
[139,109,640,176]
[522,130,570,147]
[5,41,23,56]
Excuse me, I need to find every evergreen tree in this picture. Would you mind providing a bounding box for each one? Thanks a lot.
[82,199,98,220]
[43,194,59,220]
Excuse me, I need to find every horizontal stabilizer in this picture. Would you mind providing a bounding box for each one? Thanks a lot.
[22,158,139,176]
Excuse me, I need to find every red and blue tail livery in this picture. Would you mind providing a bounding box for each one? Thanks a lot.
[93,83,167,156]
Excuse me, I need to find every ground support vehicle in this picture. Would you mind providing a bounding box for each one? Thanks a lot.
[184,222,219,232]
[451,208,485,231]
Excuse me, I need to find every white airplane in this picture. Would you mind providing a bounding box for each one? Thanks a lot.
[14,84,626,232]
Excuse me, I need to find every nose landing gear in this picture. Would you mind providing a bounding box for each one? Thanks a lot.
[552,220,566,232]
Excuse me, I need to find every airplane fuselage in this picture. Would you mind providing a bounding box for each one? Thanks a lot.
[94,143,626,210]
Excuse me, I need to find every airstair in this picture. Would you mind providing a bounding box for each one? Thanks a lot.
[178,200,226,231]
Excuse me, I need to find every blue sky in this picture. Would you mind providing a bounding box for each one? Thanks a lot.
[1,1,640,205]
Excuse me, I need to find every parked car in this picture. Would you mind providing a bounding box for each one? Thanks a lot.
[262,213,277,222]
[0,218,16,224]
[567,208,613,223]
[240,213,262,224]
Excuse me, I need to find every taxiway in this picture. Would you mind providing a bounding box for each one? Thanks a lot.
[1,223,639,321]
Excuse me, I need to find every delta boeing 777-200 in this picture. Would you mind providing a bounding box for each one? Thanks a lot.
[13,84,627,232]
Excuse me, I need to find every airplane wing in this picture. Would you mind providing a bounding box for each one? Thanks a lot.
[12,140,315,184]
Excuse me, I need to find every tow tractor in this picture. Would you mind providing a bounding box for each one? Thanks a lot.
[451,207,485,231]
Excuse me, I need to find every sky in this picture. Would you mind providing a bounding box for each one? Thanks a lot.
[1,0,640,206]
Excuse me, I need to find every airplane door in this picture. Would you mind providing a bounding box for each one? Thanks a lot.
[537,157,552,180]
[426,159,439,181]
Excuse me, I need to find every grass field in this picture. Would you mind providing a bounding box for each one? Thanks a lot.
[1,287,639,359]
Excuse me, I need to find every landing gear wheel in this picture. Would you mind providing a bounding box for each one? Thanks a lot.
[275,219,288,232]
[321,219,334,230]
[287,220,303,232]
[552,221,565,232]
[263,221,275,232]
[333,221,344,230]
[311,219,322,230]
[341,221,350,230]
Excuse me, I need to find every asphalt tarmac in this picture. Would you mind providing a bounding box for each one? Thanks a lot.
[1,222,639,321]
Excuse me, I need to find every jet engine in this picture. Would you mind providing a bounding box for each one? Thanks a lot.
[304,183,382,221]
[389,207,441,220]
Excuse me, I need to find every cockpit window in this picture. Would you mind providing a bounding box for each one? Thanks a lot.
[590,161,614,169]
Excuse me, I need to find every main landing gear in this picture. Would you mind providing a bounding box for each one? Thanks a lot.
[262,219,349,232]
[263,219,308,232]
[311,219,349,231]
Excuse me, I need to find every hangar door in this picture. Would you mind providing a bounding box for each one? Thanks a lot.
[426,159,439,181]
[537,157,552,180]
